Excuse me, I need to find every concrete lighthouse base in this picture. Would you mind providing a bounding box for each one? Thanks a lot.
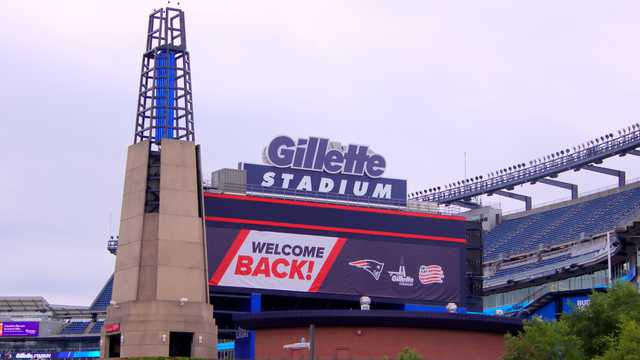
[101,140,217,359]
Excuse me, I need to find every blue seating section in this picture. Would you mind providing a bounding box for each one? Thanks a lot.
[90,321,104,334]
[89,276,113,312]
[485,187,640,261]
[60,321,90,335]
[493,254,573,278]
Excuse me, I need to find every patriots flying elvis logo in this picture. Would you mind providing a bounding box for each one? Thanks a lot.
[349,259,384,280]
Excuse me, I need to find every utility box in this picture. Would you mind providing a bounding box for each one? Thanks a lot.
[211,168,246,194]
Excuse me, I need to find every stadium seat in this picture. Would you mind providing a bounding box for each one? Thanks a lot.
[485,187,640,262]
[90,320,104,334]
[88,276,113,312]
[60,321,90,335]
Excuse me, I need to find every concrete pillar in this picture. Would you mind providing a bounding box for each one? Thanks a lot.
[101,140,217,359]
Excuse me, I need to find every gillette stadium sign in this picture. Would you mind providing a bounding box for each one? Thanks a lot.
[244,136,407,205]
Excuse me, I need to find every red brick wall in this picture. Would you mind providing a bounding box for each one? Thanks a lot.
[255,326,506,360]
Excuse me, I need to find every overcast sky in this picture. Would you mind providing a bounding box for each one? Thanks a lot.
[2,1,640,305]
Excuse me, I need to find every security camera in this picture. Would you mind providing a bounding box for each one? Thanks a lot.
[109,300,119,308]
[360,296,371,311]
[179,297,189,306]
[446,302,458,313]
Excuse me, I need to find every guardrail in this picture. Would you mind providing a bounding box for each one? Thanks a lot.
[412,126,640,204]
[204,182,463,216]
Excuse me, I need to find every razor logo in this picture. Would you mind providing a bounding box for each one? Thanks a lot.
[349,259,384,280]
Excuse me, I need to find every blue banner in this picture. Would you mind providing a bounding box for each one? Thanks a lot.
[243,163,407,206]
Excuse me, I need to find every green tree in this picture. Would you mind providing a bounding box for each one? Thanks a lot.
[564,282,640,358]
[504,318,585,360]
[396,347,423,360]
[595,318,640,360]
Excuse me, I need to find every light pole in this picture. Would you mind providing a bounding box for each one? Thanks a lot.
[607,231,612,286]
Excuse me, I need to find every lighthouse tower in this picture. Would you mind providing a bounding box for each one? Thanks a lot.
[101,7,217,359]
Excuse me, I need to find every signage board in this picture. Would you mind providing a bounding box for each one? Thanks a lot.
[0,322,39,337]
[204,192,467,304]
[207,227,463,303]
[244,136,407,206]
[104,323,120,333]
[3,352,100,359]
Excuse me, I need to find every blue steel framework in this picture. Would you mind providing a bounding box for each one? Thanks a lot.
[410,124,640,209]
[133,7,194,146]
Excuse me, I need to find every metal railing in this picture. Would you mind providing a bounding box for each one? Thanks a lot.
[412,125,640,204]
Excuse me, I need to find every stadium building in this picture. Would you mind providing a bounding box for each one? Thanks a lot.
[410,123,640,320]
[480,181,640,319]
[4,4,640,360]
[0,282,111,359]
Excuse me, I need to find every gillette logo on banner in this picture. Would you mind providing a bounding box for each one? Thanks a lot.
[244,136,407,205]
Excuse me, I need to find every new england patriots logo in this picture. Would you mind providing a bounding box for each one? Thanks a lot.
[349,259,385,280]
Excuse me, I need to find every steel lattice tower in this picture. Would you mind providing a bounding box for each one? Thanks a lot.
[103,8,217,358]
[134,7,194,145]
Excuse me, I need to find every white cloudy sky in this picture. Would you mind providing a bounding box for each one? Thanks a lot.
[2,1,640,305]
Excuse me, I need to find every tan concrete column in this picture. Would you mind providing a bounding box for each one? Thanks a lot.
[101,140,217,359]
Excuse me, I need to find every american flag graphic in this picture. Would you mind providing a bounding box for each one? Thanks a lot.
[419,265,444,285]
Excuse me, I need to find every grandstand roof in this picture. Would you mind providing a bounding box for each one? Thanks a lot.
[0,297,50,313]
[0,296,97,318]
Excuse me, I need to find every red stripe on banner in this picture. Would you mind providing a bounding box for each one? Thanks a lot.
[205,216,466,244]
[309,237,347,292]
[204,192,466,221]
[209,229,250,286]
